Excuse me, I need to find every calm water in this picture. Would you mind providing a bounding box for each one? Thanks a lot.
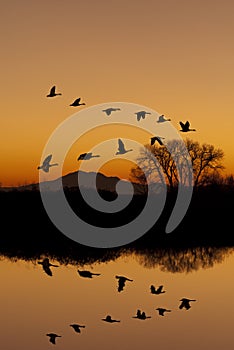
[1,247,234,350]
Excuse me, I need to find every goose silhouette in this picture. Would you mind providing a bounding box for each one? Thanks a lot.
[150,285,166,295]
[77,270,101,278]
[102,315,120,323]
[46,333,61,344]
[38,258,59,276]
[179,298,196,310]
[150,136,165,146]
[156,308,172,316]
[70,98,86,106]
[37,154,58,173]
[46,86,62,97]
[115,139,133,155]
[77,152,100,161]
[132,310,151,320]
[135,110,151,121]
[70,324,86,333]
[102,107,121,116]
[156,115,171,123]
[115,275,133,292]
[179,121,196,132]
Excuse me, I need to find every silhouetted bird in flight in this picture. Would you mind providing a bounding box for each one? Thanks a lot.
[132,310,151,320]
[179,121,196,132]
[102,107,121,116]
[37,154,58,173]
[46,85,62,97]
[155,308,172,316]
[77,152,100,161]
[38,258,59,276]
[150,136,165,146]
[77,270,101,278]
[70,98,86,106]
[179,298,196,310]
[115,275,133,292]
[46,333,61,344]
[150,285,166,295]
[135,110,151,121]
[156,115,171,123]
[102,315,120,323]
[70,324,86,333]
[115,139,133,155]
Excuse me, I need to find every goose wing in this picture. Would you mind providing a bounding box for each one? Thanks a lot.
[43,154,52,166]
[50,86,56,95]
[118,139,126,153]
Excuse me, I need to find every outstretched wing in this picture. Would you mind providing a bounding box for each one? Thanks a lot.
[156,137,163,145]
[118,139,126,153]
[43,154,52,166]
[179,121,185,129]
[50,86,56,95]
[185,121,190,128]
[157,285,164,293]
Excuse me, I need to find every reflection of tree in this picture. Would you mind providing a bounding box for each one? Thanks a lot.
[1,246,233,274]
[130,139,224,189]
[134,246,233,273]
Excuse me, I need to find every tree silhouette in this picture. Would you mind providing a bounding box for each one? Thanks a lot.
[130,138,224,189]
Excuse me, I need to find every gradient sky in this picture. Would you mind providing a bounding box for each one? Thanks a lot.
[1,0,234,186]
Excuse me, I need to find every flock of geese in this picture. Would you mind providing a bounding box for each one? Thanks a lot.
[38,258,197,345]
[38,85,197,173]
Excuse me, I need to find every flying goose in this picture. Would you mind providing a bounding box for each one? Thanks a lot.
[102,315,120,323]
[77,152,100,161]
[70,324,86,333]
[70,98,86,106]
[102,107,121,116]
[77,270,101,278]
[135,110,151,121]
[179,298,196,310]
[179,121,196,132]
[156,115,171,123]
[155,308,172,316]
[150,285,166,295]
[46,333,61,344]
[115,139,133,155]
[132,310,151,320]
[37,154,58,173]
[46,86,62,97]
[115,275,133,292]
[150,136,165,146]
[38,258,59,276]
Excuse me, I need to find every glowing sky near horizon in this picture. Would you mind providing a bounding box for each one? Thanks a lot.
[1,0,234,186]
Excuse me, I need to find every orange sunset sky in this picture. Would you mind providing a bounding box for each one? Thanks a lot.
[1,0,234,187]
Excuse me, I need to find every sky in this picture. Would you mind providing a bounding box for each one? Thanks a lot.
[1,0,234,186]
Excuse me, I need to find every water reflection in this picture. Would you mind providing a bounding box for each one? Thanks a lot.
[1,245,233,273]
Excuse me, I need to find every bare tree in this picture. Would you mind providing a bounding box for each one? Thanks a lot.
[130,138,224,189]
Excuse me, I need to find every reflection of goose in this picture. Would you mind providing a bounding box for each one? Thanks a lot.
[156,115,171,123]
[115,275,133,292]
[116,139,133,155]
[150,285,166,295]
[70,324,86,333]
[179,121,196,132]
[135,110,151,121]
[102,107,121,116]
[179,298,196,310]
[150,136,165,146]
[37,154,58,173]
[132,310,151,320]
[156,308,172,316]
[46,333,61,344]
[102,315,120,323]
[38,258,59,276]
[70,98,86,106]
[77,270,101,278]
[46,86,62,97]
[77,152,100,161]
